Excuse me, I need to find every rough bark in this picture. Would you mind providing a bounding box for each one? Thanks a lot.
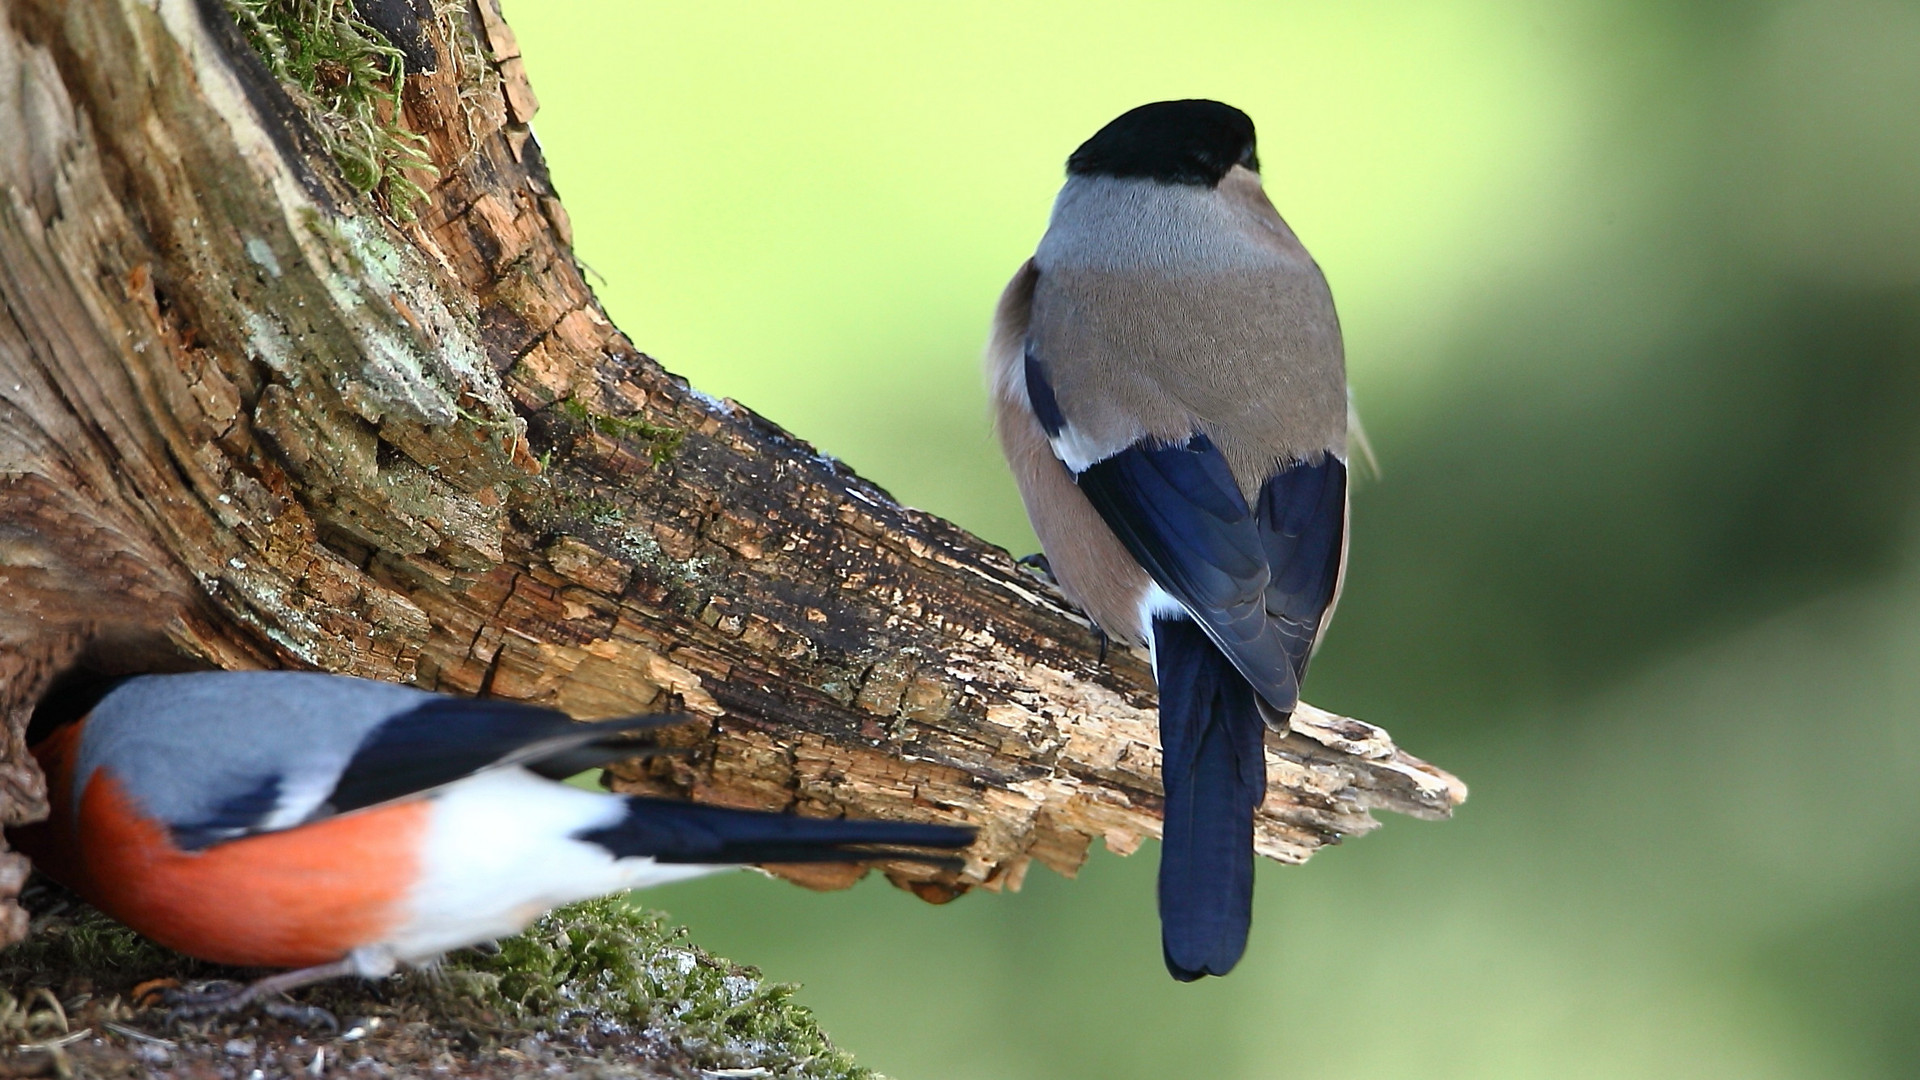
[0,0,1465,943]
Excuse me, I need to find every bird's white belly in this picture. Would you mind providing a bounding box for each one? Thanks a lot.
[377,768,727,964]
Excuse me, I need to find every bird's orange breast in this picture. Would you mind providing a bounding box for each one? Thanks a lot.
[18,722,432,970]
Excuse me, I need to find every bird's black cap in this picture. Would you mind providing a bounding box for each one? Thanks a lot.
[1066,99,1258,187]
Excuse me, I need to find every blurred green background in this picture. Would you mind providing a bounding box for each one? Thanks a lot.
[505,3,1920,1077]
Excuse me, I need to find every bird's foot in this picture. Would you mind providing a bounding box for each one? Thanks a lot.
[161,960,357,1031]
[1015,554,1115,662]
[1015,552,1056,583]
[161,979,252,1025]
[163,980,340,1031]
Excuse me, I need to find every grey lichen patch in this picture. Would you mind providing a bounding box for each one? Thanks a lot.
[519,477,631,536]
[378,455,506,569]
[271,207,531,496]
[307,213,501,429]
[250,384,452,560]
[5,895,874,1079]
[520,477,715,592]
[580,496,627,530]
[243,234,283,277]
[208,556,431,678]
[223,0,436,218]
[856,651,922,717]
[241,309,299,379]
[607,529,713,590]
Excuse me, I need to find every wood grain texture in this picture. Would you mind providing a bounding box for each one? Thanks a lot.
[0,0,1464,945]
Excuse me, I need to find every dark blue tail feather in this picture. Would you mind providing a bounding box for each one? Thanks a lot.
[576,797,975,868]
[1153,614,1269,980]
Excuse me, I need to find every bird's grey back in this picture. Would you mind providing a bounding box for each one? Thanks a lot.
[1029,169,1346,488]
[73,671,433,829]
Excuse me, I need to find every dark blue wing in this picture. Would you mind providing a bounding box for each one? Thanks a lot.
[1255,452,1347,682]
[1024,345,1067,437]
[324,699,690,817]
[1072,432,1346,713]
[171,773,285,851]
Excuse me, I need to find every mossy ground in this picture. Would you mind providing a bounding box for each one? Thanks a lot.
[1,884,874,1079]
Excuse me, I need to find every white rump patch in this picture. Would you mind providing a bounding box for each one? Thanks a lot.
[1137,583,1190,680]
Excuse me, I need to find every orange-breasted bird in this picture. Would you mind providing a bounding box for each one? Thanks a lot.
[10,671,974,1014]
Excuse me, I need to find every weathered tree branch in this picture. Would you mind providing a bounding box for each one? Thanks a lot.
[0,0,1464,943]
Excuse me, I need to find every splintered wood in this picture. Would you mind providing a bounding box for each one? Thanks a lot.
[0,0,1464,945]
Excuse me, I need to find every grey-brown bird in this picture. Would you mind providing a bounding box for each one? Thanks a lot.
[988,100,1349,980]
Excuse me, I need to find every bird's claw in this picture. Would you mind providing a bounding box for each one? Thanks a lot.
[1015,552,1056,583]
[259,999,340,1032]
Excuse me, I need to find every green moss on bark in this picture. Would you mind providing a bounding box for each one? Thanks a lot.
[560,397,686,466]
[223,0,436,217]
